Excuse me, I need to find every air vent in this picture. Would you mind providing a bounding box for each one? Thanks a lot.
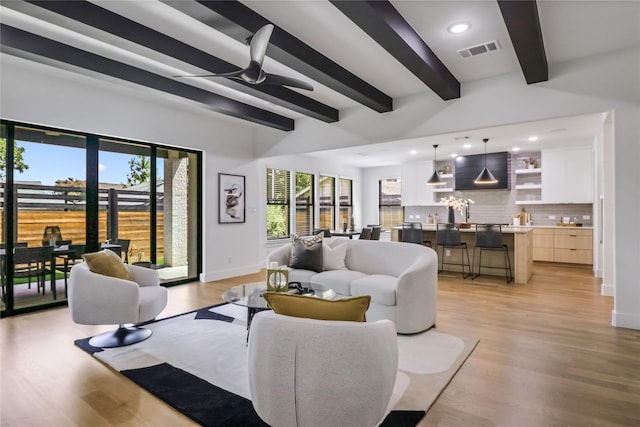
[457,40,500,59]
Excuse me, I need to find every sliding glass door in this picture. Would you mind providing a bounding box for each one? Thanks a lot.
[1,120,202,316]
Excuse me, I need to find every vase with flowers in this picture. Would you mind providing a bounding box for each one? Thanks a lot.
[523,157,537,169]
[440,196,474,225]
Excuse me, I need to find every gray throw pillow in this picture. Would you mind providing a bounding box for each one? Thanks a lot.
[288,233,324,272]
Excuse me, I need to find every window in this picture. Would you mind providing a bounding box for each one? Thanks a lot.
[267,168,291,240]
[339,177,352,230]
[318,175,335,230]
[295,172,314,236]
[379,179,402,230]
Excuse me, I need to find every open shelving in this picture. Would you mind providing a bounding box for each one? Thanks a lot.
[514,167,542,204]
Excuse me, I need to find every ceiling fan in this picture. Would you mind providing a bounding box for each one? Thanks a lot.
[174,24,313,91]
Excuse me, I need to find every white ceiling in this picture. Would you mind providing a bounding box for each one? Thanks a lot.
[303,112,606,168]
[1,0,638,166]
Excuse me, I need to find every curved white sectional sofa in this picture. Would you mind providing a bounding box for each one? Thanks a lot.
[267,238,438,334]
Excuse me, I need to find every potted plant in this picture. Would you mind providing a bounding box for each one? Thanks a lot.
[523,157,537,169]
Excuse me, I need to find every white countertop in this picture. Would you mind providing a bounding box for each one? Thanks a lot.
[510,225,593,230]
[392,224,534,234]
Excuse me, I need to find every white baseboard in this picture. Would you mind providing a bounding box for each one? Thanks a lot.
[600,283,614,296]
[612,310,640,330]
[199,264,262,282]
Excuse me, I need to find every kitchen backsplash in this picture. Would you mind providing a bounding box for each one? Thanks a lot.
[405,189,593,226]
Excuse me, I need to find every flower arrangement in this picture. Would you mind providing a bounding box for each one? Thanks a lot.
[440,196,474,214]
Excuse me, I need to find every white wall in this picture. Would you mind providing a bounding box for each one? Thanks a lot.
[0,54,263,282]
[254,48,640,330]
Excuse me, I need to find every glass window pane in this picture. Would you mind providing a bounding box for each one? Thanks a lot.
[339,178,352,230]
[318,175,335,230]
[155,148,198,282]
[379,179,402,230]
[13,126,86,308]
[267,168,290,239]
[99,139,151,265]
[295,172,313,236]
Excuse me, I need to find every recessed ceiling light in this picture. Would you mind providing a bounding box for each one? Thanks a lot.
[463,143,471,149]
[448,23,470,34]
[450,153,458,158]
[512,147,521,152]
[410,149,417,155]
[528,136,539,142]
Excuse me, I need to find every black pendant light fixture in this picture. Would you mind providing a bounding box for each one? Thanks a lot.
[474,138,498,184]
[426,144,445,185]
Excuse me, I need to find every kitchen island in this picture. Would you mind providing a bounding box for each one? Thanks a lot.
[391,225,534,284]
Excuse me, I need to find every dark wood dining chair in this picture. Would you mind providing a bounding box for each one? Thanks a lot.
[367,224,382,240]
[115,239,131,263]
[14,246,52,294]
[359,227,373,240]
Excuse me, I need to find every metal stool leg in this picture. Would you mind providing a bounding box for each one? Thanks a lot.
[504,245,513,283]
[462,245,471,279]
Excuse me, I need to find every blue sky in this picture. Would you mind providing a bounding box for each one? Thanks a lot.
[15,141,161,185]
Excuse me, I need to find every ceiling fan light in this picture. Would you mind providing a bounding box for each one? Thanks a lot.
[427,170,445,185]
[474,168,497,184]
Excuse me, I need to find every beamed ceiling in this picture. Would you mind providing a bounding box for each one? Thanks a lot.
[1,0,639,158]
[0,0,553,131]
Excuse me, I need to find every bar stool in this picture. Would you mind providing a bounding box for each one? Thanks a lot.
[401,222,431,247]
[472,224,513,283]
[436,223,470,278]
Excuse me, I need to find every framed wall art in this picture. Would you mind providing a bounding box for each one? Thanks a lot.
[218,173,245,223]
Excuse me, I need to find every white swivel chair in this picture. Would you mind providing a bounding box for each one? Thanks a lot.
[248,311,398,427]
[68,262,167,348]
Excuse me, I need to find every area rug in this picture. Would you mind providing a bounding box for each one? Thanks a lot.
[75,303,478,426]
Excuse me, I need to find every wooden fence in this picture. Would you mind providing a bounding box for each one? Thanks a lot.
[0,182,164,262]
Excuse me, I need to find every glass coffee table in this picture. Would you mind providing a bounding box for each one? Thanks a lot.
[222,281,335,340]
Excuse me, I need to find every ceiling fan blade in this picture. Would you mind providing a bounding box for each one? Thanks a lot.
[173,69,245,78]
[263,73,314,91]
[249,24,274,70]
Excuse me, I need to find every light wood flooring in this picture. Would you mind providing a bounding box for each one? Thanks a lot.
[1,262,639,426]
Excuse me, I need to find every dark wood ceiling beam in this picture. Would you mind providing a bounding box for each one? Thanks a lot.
[0,24,294,131]
[26,0,337,123]
[497,0,548,84]
[330,0,460,101]
[190,0,393,113]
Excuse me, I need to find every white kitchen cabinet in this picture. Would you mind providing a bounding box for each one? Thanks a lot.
[401,160,435,206]
[541,147,593,203]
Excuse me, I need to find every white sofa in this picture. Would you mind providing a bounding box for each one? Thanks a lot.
[267,238,438,334]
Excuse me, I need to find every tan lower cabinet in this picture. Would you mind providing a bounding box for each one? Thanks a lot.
[533,227,593,265]
[533,228,554,261]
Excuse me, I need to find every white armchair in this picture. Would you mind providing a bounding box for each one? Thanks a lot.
[68,262,167,348]
[248,311,398,427]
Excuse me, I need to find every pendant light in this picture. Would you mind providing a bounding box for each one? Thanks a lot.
[474,138,498,184]
[426,144,445,185]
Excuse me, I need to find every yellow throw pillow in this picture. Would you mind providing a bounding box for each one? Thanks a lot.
[83,249,133,281]
[263,293,370,322]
